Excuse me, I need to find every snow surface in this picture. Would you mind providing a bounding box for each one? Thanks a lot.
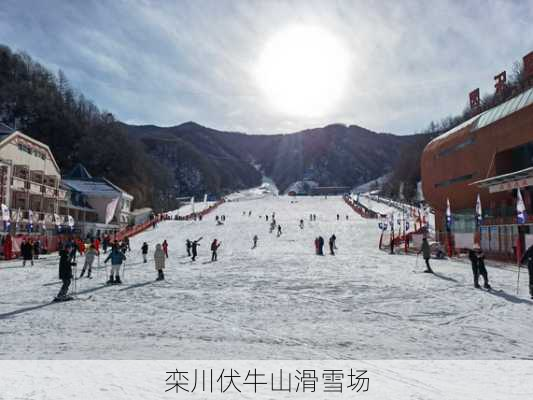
[1,194,533,359]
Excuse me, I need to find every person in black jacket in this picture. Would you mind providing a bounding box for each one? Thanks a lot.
[21,238,34,267]
[55,247,75,301]
[329,234,337,255]
[191,240,200,261]
[141,242,149,263]
[521,243,533,299]
[468,245,491,289]
[318,236,325,255]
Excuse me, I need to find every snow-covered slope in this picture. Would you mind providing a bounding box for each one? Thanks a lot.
[0,195,532,359]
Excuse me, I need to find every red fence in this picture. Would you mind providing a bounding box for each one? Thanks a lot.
[343,196,380,219]
[173,199,225,221]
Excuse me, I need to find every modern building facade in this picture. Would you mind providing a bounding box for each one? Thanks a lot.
[421,87,533,259]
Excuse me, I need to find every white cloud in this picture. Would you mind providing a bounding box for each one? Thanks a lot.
[1,0,532,135]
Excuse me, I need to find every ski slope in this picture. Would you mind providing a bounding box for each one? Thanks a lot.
[1,195,532,359]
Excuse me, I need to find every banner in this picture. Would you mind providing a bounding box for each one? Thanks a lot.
[517,189,527,224]
[68,215,75,228]
[28,209,34,232]
[54,213,61,226]
[105,197,120,225]
[1,203,9,221]
[475,194,483,226]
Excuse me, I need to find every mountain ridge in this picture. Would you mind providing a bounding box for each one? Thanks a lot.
[120,120,421,197]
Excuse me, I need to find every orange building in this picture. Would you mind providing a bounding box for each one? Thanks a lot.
[421,87,533,260]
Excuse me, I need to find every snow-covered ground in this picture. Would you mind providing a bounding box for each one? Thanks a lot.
[1,195,532,359]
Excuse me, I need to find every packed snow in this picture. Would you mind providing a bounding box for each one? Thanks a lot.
[1,193,532,359]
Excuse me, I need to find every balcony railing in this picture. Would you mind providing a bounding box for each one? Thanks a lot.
[10,176,64,199]
[11,176,25,190]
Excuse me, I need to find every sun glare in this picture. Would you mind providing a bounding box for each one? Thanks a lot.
[255,25,351,118]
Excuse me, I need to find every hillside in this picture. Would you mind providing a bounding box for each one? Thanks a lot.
[123,122,420,195]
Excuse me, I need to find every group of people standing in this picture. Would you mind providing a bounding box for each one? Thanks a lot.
[314,234,337,256]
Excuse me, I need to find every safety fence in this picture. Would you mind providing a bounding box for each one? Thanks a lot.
[173,199,225,221]
[343,195,381,219]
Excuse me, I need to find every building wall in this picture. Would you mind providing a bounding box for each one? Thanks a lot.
[0,134,60,179]
[421,102,533,233]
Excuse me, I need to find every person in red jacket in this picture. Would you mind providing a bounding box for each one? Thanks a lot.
[162,240,169,258]
[3,234,13,260]
[93,238,100,254]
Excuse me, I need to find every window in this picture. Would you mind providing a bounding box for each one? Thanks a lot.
[438,137,476,158]
[435,173,476,188]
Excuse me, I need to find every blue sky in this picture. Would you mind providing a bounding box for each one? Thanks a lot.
[1,0,532,135]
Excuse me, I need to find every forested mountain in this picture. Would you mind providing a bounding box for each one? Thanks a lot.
[123,122,420,194]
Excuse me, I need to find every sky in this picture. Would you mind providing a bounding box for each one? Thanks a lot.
[1,0,532,135]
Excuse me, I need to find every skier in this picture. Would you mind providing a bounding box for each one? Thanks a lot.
[266,215,268,221]
[102,235,109,254]
[520,243,533,299]
[3,234,13,260]
[104,244,126,284]
[54,245,75,301]
[21,238,34,267]
[211,239,221,261]
[468,245,491,289]
[329,234,337,255]
[79,244,97,279]
[309,214,312,221]
[299,219,304,229]
[68,239,79,262]
[248,211,252,217]
[186,239,192,256]
[277,225,282,237]
[314,237,320,255]
[154,243,165,281]
[252,235,258,249]
[93,237,100,254]
[33,239,41,259]
[318,236,325,255]
[124,236,131,252]
[162,240,169,258]
[337,214,340,221]
[418,237,433,273]
[191,239,200,261]
[141,242,149,263]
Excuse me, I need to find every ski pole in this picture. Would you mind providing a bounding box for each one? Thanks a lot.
[72,262,78,298]
[517,263,521,295]
[415,253,419,270]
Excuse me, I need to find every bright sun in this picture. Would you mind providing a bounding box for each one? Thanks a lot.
[255,25,351,118]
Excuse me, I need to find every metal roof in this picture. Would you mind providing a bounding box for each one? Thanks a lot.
[0,122,14,135]
[429,86,533,145]
[471,166,533,188]
[427,114,481,145]
[473,87,533,131]
[62,178,121,198]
